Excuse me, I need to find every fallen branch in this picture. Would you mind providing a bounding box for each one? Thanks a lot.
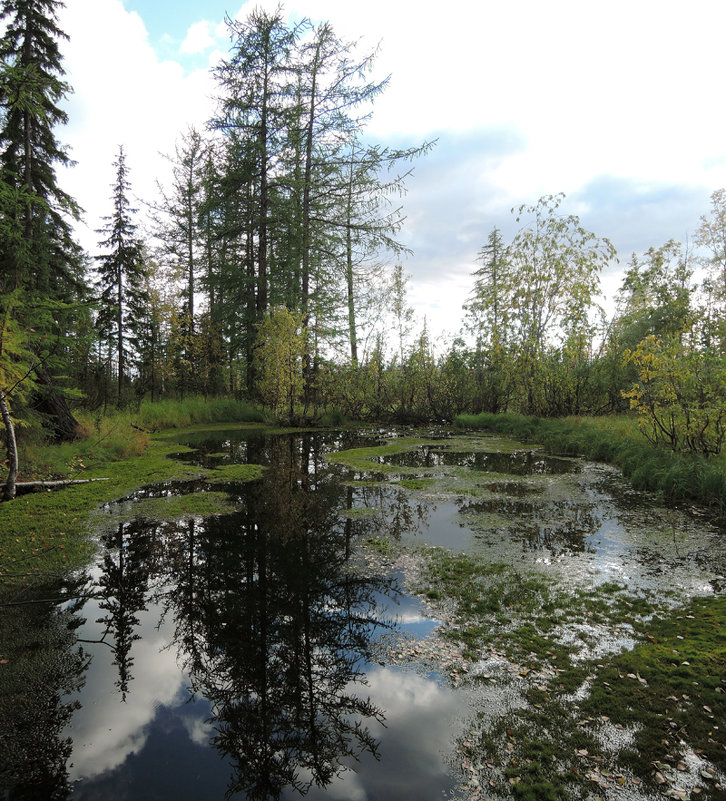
[13,478,110,495]
[131,423,158,433]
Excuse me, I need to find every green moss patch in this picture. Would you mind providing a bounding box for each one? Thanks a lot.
[0,425,268,592]
[201,463,265,483]
[325,437,438,473]
[124,491,238,521]
[580,596,726,781]
[338,506,381,520]
[396,477,438,491]
[413,542,725,799]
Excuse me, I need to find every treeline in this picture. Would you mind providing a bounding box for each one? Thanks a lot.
[2,0,726,476]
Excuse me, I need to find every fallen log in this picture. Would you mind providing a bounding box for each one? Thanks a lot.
[14,478,110,495]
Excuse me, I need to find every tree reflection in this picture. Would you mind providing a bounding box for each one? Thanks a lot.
[154,433,396,800]
[0,586,88,800]
[95,521,152,699]
[83,432,438,798]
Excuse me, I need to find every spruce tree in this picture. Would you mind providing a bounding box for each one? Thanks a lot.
[0,0,82,298]
[0,0,82,498]
[95,146,147,408]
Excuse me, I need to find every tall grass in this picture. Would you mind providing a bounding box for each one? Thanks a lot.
[135,396,265,430]
[455,412,726,515]
[13,396,265,481]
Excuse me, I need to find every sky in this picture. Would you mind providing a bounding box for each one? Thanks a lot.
[45,0,726,341]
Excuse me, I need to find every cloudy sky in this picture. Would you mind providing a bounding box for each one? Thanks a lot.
[50,0,726,338]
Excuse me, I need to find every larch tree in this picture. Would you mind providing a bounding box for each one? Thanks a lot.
[211,8,300,393]
[292,23,430,381]
[154,126,209,396]
[95,146,147,408]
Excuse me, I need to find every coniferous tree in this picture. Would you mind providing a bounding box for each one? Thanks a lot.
[154,127,210,396]
[95,146,147,408]
[0,0,82,296]
[1,0,82,496]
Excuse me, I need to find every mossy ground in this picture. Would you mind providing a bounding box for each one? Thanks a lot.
[0,423,269,592]
[406,549,726,800]
[110,490,239,522]
[342,435,726,800]
[324,437,439,473]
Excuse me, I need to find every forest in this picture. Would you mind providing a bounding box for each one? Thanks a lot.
[2,0,726,500]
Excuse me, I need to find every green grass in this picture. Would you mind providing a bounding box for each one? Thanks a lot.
[11,397,265,483]
[455,412,726,514]
[0,422,269,592]
[134,396,265,430]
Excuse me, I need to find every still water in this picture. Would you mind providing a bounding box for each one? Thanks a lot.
[1,428,724,800]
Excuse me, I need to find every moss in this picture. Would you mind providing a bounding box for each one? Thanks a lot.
[396,478,437,491]
[0,424,268,592]
[325,437,438,473]
[431,541,726,798]
[338,506,380,520]
[365,536,395,555]
[202,463,265,483]
[126,491,238,521]
[579,595,726,781]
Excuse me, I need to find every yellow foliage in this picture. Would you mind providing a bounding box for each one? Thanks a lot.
[623,335,726,455]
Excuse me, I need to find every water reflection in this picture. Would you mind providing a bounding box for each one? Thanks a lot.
[0,582,88,800]
[459,496,601,555]
[7,430,720,800]
[383,445,579,475]
[71,433,409,800]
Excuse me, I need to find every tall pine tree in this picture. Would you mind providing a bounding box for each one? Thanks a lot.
[95,146,147,408]
[0,0,83,306]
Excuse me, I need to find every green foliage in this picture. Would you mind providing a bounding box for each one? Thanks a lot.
[134,396,265,429]
[94,145,149,407]
[254,307,306,422]
[0,290,36,407]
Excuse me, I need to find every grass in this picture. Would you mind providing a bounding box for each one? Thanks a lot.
[0,420,269,592]
[455,412,726,514]
[12,396,266,482]
[134,396,265,430]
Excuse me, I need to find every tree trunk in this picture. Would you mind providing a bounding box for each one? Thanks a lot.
[14,477,109,494]
[0,390,18,501]
[345,159,358,368]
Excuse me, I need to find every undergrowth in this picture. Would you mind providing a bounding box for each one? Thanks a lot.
[13,397,265,481]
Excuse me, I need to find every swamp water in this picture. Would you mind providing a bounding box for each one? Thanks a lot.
[1,429,725,801]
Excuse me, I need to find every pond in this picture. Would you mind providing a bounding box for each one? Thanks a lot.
[1,428,725,800]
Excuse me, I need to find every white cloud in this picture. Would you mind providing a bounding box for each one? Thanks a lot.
[67,605,187,781]
[58,0,216,253]
[50,0,726,339]
[180,20,216,55]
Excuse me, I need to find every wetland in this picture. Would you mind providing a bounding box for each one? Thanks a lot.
[1,426,725,801]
